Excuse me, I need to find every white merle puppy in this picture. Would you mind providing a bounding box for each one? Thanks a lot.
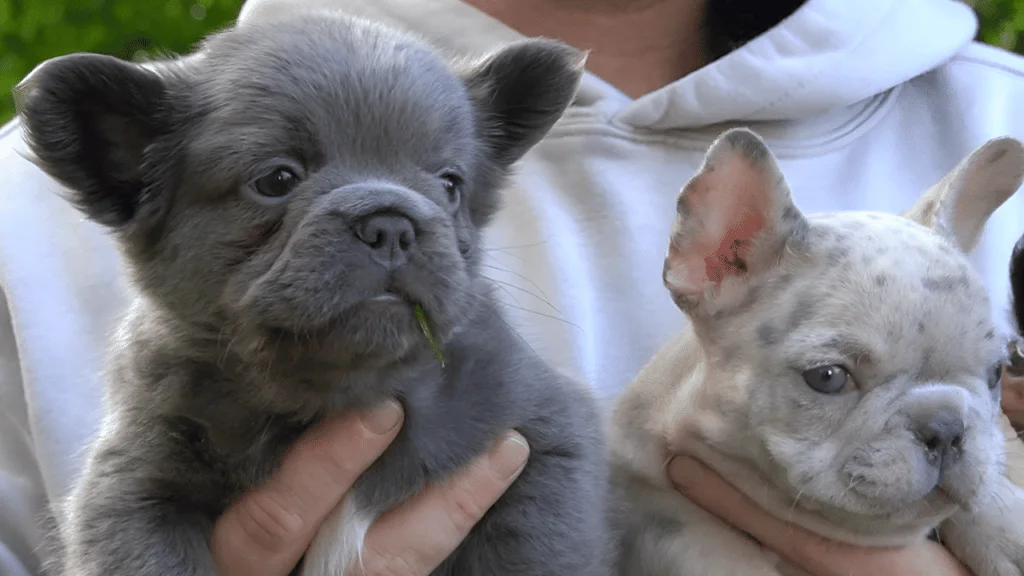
[611,128,1024,576]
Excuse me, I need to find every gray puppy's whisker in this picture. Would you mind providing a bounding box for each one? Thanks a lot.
[481,261,557,300]
[482,272,564,315]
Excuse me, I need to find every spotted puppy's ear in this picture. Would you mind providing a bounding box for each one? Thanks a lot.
[663,128,808,321]
[461,38,586,168]
[903,137,1024,254]
[14,53,181,232]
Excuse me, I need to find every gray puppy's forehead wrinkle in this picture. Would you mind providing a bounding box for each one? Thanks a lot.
[182,15,479,192]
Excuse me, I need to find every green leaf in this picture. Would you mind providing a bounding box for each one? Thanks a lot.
[414,304,446,368]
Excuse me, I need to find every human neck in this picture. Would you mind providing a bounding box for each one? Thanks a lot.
[464,0,709,98]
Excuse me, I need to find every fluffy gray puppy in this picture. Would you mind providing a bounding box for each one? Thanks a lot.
[15,11,609,576]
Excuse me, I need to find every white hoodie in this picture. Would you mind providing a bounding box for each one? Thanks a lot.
[1,0,1022,573]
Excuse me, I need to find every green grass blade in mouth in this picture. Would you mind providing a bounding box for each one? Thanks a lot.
[413,304,445,367]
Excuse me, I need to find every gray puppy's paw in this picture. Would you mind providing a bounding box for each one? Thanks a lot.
[941,478,1024,576]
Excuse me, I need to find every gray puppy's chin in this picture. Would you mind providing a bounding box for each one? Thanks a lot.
[227,294,468,369]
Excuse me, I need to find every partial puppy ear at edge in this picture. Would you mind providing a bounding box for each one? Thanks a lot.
[902,137,1024,254]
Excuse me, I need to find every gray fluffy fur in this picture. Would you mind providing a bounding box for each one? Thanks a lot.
[16,11,610,576]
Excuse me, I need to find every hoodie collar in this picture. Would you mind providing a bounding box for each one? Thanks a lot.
[238,0,977,130]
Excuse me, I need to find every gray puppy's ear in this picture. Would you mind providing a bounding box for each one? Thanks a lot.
[462,38,586,167]
[14,53,177,230]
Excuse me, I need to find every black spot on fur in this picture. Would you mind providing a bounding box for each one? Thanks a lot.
[786,295,817,331]
[922,274,970,293]
[757,323,780,347]
[826,245,850,265]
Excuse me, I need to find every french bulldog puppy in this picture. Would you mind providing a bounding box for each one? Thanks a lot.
[16,11,610,576]
[609,128,1024,576]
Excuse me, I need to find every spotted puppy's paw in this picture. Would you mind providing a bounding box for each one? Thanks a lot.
[940,477,1024,576]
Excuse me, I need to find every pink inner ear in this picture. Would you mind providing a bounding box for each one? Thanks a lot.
[668,154,771,295]
[703,200,766,284]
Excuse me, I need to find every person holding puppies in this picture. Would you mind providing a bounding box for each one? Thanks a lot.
[2,0,1024,575]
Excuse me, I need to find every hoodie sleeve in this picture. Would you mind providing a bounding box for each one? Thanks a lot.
[0,120,118,576]
[0,292,47,576]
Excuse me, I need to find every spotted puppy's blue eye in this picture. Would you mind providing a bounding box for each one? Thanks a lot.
[802,365,850,394]
[253,167,300,198]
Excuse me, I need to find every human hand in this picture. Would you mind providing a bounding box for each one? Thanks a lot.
[210,400,531,576]
[1003,362,1024,430]
[667,455,974,576]
[998,361,1024,488]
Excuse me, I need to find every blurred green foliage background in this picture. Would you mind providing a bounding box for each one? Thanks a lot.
[0,0,243,124]
[1,0,1023,124]
[975,0,1024,53]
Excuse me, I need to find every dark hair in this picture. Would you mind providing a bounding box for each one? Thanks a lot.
[705,0,809,60]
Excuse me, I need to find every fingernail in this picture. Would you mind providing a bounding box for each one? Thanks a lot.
[490,431,530,480]
[362,399,403,435]
[666,455,701,490]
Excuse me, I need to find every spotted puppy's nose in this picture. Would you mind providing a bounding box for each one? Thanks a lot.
[914,410,965,471]
[355,212,417,268]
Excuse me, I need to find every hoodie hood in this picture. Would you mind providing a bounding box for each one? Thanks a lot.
[237,0,978,130]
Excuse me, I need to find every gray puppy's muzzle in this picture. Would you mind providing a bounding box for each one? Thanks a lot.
[321,181,448,271]
[236,180,456,331]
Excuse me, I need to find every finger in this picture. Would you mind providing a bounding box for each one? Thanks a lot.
[667,455,972,576]
[666,456,823,557]
[1006,409,1024,430]
[1002,371,1024,415]
[212,400,404,576]
[353,431,530,576]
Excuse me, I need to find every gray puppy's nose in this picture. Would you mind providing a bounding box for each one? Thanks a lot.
[355,212,417,267]
[914,410,965,470]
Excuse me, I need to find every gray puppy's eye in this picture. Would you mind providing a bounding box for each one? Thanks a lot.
[440,171,463,206]
[802,365,850,394]
[253,167,300,199]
